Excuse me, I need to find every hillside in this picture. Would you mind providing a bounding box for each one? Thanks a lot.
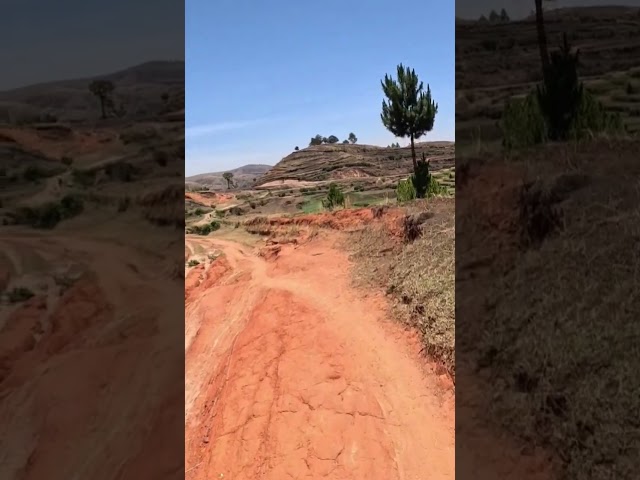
[185,164,272,190]
[0,61,185,124]
[456,6,640,143]
[255,142,455,188]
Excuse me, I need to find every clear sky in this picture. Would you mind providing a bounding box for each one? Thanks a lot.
[1,0,184,90]
[186,0,455,176]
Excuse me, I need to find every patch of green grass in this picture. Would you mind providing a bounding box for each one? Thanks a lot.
[300,199,324,214]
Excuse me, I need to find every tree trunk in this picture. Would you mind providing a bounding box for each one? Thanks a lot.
[535,0,550,82]
[99,95,106,119]
[410,134,417,173]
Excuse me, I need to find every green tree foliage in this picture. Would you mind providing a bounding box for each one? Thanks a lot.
[489,10,500,22]
[500,8,510,22]
[342,140,349,144]
[381,64,438,174]
[309,134,323,146]
[327,135,339,144]
[89,80,115,119]
[348,132,357,144]
[322,183,345,209]
[536,34,583,140]
[501,93,547,150]
[501,35,623,149]
[222,172,234,189]
[396,178,416,203]
[294,146,299,150]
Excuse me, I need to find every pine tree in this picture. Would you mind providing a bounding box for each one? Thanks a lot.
[380,64,437,174]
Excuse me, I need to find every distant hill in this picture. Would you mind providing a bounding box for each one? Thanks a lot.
[0,61,185,124]
[185,164,272,190]
[255,142,455,187]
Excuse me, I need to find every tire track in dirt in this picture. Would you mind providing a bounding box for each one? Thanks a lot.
[185,235,454,480]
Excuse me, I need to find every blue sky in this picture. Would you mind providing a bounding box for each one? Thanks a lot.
[186,0,454,176]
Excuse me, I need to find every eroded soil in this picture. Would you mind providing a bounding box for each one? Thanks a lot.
[184,234,455,480]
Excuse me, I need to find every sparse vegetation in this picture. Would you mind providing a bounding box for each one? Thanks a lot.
[6,286,35,304]
[187,220,221,236]
[9,194,84,229]
[322,183,345,209]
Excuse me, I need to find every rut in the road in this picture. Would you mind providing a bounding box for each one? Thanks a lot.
[184,236,454,480]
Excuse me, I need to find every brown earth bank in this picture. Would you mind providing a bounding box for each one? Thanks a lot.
[184,228,455,480]
[0,226,183,480]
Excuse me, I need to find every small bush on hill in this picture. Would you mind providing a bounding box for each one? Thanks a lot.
[10,194,84,229]
[322,183,345,209]
[188,220,221,236]
[7,287,35,303]
[188,259,200,267]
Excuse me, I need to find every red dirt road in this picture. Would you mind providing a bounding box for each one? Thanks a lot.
[185,235,454,480]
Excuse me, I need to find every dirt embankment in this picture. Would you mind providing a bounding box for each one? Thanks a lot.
[184,227,455,480]
[0,229,183,480]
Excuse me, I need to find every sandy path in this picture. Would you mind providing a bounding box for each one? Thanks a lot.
[185,235,454,480]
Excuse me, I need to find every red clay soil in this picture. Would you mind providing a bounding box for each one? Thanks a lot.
[248,207,406,232]
[184,234,455,480]
[0,232,183,480]
[185,191,234,207]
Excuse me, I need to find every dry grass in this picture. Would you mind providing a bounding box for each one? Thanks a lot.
[349,198,455,375]
[457,138,640,479]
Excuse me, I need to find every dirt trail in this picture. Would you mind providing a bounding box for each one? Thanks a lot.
[185,234,454,480]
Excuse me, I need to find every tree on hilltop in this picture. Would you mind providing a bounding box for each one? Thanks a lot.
[309,134,323,146]
[327,135,339,144]
[500,8,510,22]
[222,172,234,189]
[380,64,437,173]
[89,80,115,119]
[348,132,358,144]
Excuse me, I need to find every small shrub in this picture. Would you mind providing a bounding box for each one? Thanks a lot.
[188,220,221,236]
[11,194,84,229]
[322,183,345,209]
[7,286,35,303]
[501,93,547,150]
[194,208,205,215]
[249,201,257,209]
[187,259,200,267]
[396,178,416,202]
[215,209,225,218]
